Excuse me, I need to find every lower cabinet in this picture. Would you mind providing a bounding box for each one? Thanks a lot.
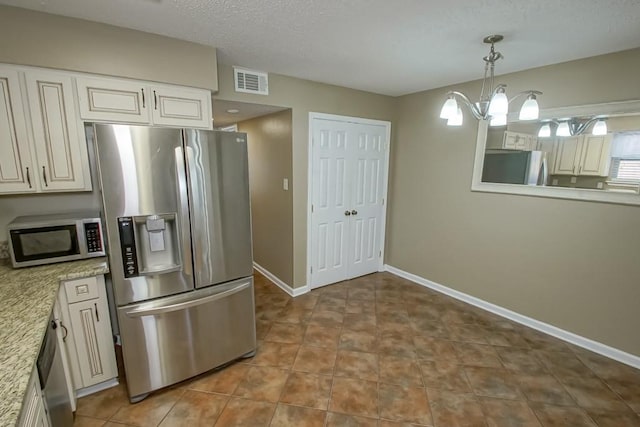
[57,275,118,393]
[19,369,49,427]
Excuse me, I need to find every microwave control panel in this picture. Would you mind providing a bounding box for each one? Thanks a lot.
[84,222,103,253]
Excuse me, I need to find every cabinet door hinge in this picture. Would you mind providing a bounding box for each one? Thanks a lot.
[311,204,314,213]
[379,250,382,258]
[310,266,313,274]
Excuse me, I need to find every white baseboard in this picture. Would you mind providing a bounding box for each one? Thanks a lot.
[253,262,309,297]
[76,378,120,399]
[384,264,640,370]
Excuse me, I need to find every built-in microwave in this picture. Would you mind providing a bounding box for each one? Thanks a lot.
[7,211,106,268]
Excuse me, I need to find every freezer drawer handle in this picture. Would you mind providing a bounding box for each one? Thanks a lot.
[123,281,251,317]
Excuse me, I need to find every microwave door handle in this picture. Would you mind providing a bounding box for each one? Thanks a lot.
[77,221,89,255]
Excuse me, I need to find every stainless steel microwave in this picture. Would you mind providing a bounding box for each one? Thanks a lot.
[7,211,106,268]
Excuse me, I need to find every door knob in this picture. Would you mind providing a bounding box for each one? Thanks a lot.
[344,210,351,216]
[351,210,358,215]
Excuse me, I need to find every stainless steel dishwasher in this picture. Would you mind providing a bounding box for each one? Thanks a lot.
[37,314,73,426]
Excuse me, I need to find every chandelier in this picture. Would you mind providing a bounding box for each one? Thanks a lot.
[538,117,608,138]
[439,35,542,127]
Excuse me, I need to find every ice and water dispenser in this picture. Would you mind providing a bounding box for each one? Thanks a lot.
[117,214,181,278]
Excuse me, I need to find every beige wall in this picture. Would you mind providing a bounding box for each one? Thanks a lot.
[387,48,640,356]
[0,5,218,90]
[239,110,294,285]
[215,64,396,287]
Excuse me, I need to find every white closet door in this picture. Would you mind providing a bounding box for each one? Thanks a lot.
[348,125,387,278]
[310,116,389,289]
[310,120,353,288]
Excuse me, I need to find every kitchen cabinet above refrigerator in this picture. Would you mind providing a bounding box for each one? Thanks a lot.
[76,76,212,129]
[0,62,213,196]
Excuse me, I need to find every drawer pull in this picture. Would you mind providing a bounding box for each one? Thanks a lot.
[61,322,68,342]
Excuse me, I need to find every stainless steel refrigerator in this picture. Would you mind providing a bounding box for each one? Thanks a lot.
[94,124,256,402]
[482,150,548,186]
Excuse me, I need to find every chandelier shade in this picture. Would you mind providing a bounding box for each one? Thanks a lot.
[538,123,552,138]
[439,35,542,126]
[489,114,507,127]
[592,119,608,136]
[447,107,463,126]
[440,96,458,119]
[487,89,508,117]
[556,122,571,137]
[519,94,540,121]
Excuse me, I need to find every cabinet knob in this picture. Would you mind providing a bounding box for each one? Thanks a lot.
[344,210,351,216]
[351,210,358,215]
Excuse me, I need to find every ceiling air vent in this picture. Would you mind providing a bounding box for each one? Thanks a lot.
[234,66,269,95]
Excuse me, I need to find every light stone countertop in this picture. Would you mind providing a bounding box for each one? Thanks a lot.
[0,257,109,427]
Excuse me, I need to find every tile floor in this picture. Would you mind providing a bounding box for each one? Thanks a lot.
[74,271,640,426]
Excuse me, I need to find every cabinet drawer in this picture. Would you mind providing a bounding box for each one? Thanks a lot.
[64,276,99,303]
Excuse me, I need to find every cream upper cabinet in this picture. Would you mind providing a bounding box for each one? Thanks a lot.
[76,76,150,124]
[502,131,537,150]
[1,62,213,195]
[553,136,581,175]
[553,134,612,176]
[0,66,37,194]
[150,85,212,129]
[75,76,212,129]
[578,134,612,176]
[24,70,91,191]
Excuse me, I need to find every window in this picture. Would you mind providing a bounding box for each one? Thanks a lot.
[610,158,640,182]
[609,132,640,182]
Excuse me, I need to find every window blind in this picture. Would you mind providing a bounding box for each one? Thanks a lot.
[610,158,640,181]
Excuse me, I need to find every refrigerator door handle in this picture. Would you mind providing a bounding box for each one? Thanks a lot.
[175,146,193,277]
[540,154,549,186]
[123,281,251,317]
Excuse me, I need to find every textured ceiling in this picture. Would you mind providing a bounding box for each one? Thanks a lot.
[2,0,640,96]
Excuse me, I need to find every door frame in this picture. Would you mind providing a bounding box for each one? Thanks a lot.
[306,112,392,290]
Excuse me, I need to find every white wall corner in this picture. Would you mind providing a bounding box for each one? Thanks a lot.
[384,264,640,370]
[253,262,308,297]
